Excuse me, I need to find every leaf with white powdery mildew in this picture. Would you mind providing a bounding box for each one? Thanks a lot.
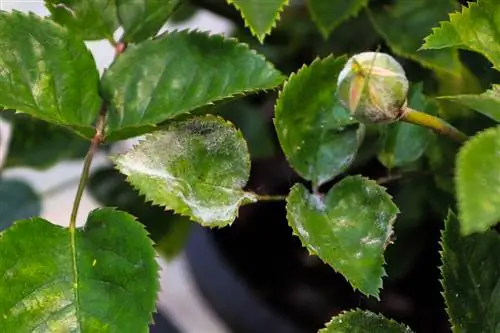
[308,0,369,38]
[440,84,500,123]
[320,310,413,332]
[0,208,159,332]
[456,126,500,235]
[101,30,285,141]
[441,211,500,332]
[0,11,101,138]
[114,115,256,227]
[227,0,289,42]
[422,0,500,71]
[275,56,364,188]
[286,176,399,298]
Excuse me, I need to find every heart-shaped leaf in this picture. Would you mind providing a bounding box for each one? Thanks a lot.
[227,0,289,42]
[441,211,500,332]
[117,0,181,42]
[0,179,41,231]
[286,176,399,297]
[320,310,413,332]
[101,30,284,141]
[45,0,119,41]
[275,56,364,188]
[456,126,500,235]
[422,0,500,71]
[0,11,101,138]
[0,208,159,332]
[368,0,461,75]
[114,115,256,227]
[308,0,368,38]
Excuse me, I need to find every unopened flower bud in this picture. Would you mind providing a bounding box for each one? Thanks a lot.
[336,52,409,124]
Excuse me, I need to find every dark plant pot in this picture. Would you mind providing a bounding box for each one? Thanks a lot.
[185,224,305,333]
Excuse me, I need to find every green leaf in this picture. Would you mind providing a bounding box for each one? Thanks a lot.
[0,208,158,332]
[5,114,88,170]
[308,0,368,38]
[0,179,41,231]
[286,176,399,298]
[422,0,500,71]
[45,0,119,41]
[368,0,461,75]
[320,310,413,332]
[216,100,275,159]
[441,211,500,332]
[117,0,181,43]
[114,115,256,227]
[88,167,192,259]
[275,56,364,188]
[0,11,101,138]
[456,126,500,235]
[227,0,289,42]
[101,30,284,141]
[440,85,500,123]
[378,84,437,168]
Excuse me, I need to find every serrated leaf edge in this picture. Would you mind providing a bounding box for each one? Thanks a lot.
[319,309,414,332]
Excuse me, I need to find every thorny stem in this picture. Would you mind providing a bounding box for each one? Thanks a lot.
[401,107,468,143]
[69,40,128,229]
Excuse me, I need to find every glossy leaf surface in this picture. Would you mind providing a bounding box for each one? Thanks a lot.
[0,208,158,332]
[101,30,284,140]
[0,179,41,231]
[114,116,256,227]
[320,310,413,332]
[286,176,399,297]
[117,0,181,42]
[441,212,500,332]
[0,11,101,138]
[227,0,289,42]
[422,0,500,71]
[456,126,500,235]
[275,56,363,188]
[441,85,500,123]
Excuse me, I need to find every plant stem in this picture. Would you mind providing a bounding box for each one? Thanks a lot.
[69,106,106,230]
[401,107,468,143]
[256,194,286,202]
[68,40,127,230]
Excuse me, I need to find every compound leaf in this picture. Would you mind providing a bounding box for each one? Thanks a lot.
[422,0,500,71]
[114,115,256,227]
[308,0,369,38]
[0,11,101,138]
[456,126,500,235]
[286,176,399,298]
[320,310,413,333]
[101,30,284,141]
[441,212,500,332]
[369,0,461,75]
[227,0,289,42]
[45,0,119,40]
[117,0,181,43]
[0,179,41,231]
[274,56,363,188]
[0,208,159,332]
